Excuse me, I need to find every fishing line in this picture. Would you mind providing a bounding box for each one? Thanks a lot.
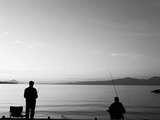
[109,73,119,98]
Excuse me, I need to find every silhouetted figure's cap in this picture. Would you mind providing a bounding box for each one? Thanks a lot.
[94,117,98,120]
[114,97,119,102]
[29,81,34,87]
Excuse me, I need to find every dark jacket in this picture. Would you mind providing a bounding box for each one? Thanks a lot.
[108,102,126,119]
[24,87,38,101]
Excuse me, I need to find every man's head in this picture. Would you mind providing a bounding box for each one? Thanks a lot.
[29,81,34,87]
[114,97,119,102]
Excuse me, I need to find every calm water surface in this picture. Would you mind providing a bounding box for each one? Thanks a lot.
[0,84,159,120]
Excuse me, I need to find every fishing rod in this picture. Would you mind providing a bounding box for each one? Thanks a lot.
[109,73,119,98]
[108,73,127,120]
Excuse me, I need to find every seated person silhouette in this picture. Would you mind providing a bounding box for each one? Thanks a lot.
[108,97,126,120]
[24,81,38,119]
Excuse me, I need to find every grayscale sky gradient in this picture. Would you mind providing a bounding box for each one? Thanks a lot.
[0,0,160,81]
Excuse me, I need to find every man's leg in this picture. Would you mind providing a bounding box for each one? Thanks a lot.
[121,115,124,120]
[26,104,29,119]
[30,108,35,119]
[30,103,36,119]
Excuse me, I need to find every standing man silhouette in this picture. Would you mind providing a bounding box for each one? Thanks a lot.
[24,81,38,119]
[108,97,126,120]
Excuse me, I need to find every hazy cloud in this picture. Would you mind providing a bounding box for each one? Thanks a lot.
[0,16,6,25]
[111,53,129,57]
[15,40,44,49]
[0,32,9,38]
[15,40,33,49]
[3,32,9,35]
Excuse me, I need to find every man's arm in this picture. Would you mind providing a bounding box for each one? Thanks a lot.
[24,88,27,98]
[35,88,38,99]
[121,103,126,113]
[107,104,112,113]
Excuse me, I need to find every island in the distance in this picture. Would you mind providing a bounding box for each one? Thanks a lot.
[0,80,18,84]
[54,76,160,85]
[1,76,160,85]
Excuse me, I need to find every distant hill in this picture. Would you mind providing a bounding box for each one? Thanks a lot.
[58,76,160,85]
[0,80,18,84]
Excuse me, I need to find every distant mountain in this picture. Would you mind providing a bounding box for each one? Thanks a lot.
[59,76,160,85]
[0,80,18,84]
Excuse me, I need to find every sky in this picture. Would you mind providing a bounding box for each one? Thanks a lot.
[0,0,160,81]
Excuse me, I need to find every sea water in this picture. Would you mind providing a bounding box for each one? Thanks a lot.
[0,84,159,120]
